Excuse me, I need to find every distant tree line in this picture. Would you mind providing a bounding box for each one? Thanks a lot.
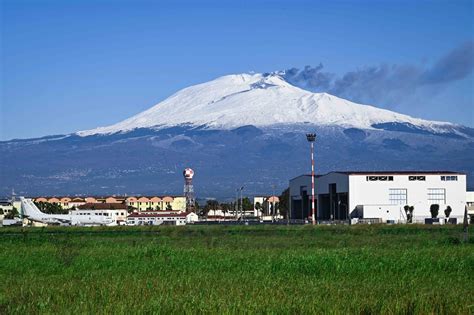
[3,207,19,219]
[35,202,68,214]
[197,188,290,219]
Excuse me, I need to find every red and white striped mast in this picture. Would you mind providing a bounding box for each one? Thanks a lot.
[306,133,316,225]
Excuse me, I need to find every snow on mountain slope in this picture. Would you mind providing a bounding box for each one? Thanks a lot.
[78,73,454,136]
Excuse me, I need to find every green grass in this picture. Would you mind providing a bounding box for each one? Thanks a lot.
[0,225,473,314]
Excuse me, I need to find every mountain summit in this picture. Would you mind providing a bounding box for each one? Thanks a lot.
[1,73,473,196]
[78,73,462,137]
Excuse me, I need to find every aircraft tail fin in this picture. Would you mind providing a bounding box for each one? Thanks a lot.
[20,197,46,218]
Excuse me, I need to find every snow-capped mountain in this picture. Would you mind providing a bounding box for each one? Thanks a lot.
[78,73,460,137]
[1,73,473,197]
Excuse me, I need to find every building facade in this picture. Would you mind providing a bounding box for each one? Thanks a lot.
[253,196,281,220]
[125,196,186,211]
[467,191,474,221]
[32,195,186,211]
[126,212,198,226]
[70,203,128,225]
[290,171,466,223]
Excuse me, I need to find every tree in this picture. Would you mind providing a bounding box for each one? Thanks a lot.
[269,201,279,220]
[35,202,67,214]
[255,202,262,218]
[127,206,136,214]
[430,204,439,219]
[242,197,253,211]
[166,204,172,211]
[4,207,19,219]
[203,200,219,216]
[404,205,410,221]
[262,200,269,217]
[404,205,414,223]
[444,206,452,220]
[221,202,231,218]
[278,188,289,219]
[220,202,231,212]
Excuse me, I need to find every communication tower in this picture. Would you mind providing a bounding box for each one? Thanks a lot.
[183,168,195,211]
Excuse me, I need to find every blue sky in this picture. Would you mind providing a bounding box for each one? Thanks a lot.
[1,0,473,140]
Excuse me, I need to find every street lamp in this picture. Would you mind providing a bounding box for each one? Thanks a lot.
[236,186,244,221]
[235,189,239,220]
[306,133,316,225]
[271,184,276,222]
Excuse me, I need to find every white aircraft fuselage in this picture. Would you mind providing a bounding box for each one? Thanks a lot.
[20,197,114,226]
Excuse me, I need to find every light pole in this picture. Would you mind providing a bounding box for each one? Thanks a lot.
[235,189,239,220]
[272,184,276,222]
[306,133,316,225]
[238,186,244,221]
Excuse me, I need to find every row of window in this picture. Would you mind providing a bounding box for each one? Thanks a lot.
[388,188,446,205]
[130,202,172,206]
[76,212,125,216]
[366,175,458,182]
[128,220,186,224]
[131,217,184,221]
[366,176,394,181]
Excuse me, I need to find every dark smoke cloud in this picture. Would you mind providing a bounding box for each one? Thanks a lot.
[420,41,474,84]
[284,64,333,91]
[283,41,474,108]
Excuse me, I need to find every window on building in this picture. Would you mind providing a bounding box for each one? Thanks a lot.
[428,188,446,204]
[389,189,407,205]
[409,176,425,181]
[441,176,457,181]
[367,176,394,181]
[300,186,308,195]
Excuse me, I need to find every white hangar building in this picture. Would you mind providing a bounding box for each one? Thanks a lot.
[289,171,466,223]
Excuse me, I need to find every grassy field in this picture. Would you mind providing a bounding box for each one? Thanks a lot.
[0,224,473,314]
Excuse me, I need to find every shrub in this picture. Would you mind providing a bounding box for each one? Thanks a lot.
[430,204,439,219]
[444,206,452,219]
[404,205,414,223]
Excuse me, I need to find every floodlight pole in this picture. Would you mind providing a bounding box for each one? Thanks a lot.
[272,184,276,222]
[240,186,244,221]
[306,133,317,225]
[235,189,239,220]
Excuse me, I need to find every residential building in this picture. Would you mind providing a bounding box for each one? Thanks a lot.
[126,196,186,211]
[0,198,21,217]
[205,209,235,221]
[0,199,14,216]
[467,191,474,221]
[69,203,128,225]
[70,198,86,209]
[126,212,198,226]
[31,195,186,211]
[253,196,281,220]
